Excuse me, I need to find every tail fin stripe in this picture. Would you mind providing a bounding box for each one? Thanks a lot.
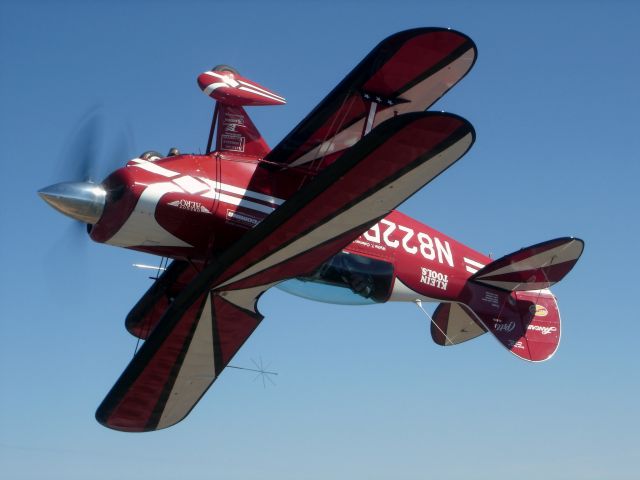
[463,257,485,269]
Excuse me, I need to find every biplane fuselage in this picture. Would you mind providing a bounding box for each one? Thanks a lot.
[91,151,489,306]
[38,28,583,432]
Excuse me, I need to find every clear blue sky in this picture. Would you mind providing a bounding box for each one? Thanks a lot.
[1,1,638,479]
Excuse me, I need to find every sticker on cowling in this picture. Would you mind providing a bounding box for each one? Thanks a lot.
[168,199,211,214]
[226,209,262,228]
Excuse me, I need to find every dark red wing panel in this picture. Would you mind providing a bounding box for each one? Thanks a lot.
[212,295,263,371]
[97,293,209,431]
[96,291,262,432]
[265,28,476,171]
[97,111,475,432]
[214,112,475,292]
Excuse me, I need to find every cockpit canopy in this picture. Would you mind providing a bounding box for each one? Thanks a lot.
[277,252,394,305]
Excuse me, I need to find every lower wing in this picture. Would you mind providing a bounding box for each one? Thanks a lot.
[96,112,475,431]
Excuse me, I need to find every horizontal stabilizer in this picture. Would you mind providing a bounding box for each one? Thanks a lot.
[431,302,486,346]
[470,237,584,291]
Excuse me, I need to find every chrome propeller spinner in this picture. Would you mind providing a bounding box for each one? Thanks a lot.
[39,108,133,226]
[38,181,106,224]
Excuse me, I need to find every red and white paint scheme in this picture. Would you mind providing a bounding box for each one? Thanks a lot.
[38,28,584,432]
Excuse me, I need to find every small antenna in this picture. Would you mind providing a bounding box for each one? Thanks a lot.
[132,263,167,272]
[227,357,278,388]
[133,257,169,281]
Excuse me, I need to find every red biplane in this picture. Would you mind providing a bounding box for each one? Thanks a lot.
[39,28,584,432]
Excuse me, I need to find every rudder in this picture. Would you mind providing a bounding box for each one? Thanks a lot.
[466,287,562,362]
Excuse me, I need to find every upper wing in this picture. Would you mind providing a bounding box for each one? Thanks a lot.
[96,112,475,431]
[265,28,476,171]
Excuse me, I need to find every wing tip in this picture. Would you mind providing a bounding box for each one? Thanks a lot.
[95,408,161,433]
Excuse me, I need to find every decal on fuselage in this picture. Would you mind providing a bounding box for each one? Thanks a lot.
[529,304,549,317]
[168,199,211,214]
[420,267,448,290]
[108,159,285,248]
[361,219,454,266]
[481,290,500,309]
[221,111,246,152]
[527,324,557,335]
[507,340,525,350]
[226,209,262,228]
[494,321,516,333]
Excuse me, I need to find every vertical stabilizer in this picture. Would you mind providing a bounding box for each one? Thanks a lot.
[216,104,270,157]
[465,286,562,362]
[197,65,286,158]
[445,237,583,361]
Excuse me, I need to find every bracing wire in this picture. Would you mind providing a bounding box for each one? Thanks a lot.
[414,299,455,346]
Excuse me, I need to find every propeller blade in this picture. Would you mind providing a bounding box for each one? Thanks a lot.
[55,107,135,184]
[55,107,103,182]
[104,120,135,178]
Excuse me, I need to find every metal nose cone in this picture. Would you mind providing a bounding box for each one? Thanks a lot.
[38,182,107,224]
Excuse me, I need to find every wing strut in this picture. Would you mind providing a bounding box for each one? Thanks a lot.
[205,102,219,154]
[266,28,477,172]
